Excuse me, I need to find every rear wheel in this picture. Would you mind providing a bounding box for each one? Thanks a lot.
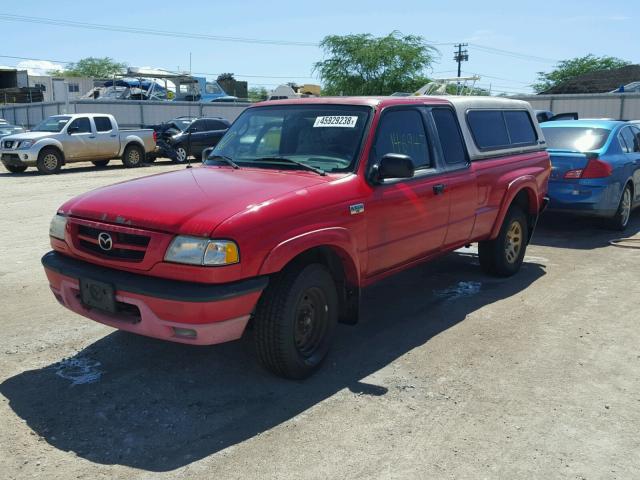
[254,264,338,379]
[479,206,528,277]
[607,184,632,231]
[36,148,62,174]
[92,159,110,167]
[174,145,188,163]
[4,164,27,173]
[122,144,144,168]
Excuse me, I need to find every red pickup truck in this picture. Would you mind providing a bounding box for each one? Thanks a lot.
[43,96,550,379]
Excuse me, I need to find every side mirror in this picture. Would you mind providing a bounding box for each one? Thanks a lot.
[371,153,415,182]
[202,147,214,163]
[67,126,79,135]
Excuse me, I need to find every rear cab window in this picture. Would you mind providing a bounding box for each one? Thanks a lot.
[431,107,468,166]
[94,117,113,132]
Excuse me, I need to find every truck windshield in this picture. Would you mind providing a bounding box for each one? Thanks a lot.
[542,126,611,152]
[32,116,72,133]
[206,105,371,173]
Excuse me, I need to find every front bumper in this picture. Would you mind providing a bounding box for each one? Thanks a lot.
[1,148,38,166]
[42,251,268,345]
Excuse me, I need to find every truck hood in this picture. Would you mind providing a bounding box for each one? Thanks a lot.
[3,131,53,141]
[62,166,331,236]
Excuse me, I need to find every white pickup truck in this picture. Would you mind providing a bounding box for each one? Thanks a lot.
[0,113,156,174]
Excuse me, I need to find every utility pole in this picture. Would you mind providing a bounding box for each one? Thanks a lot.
[454,43,469,94]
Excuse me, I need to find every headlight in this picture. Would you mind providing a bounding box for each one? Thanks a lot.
[164,236,239,266]
[49,214,67,240]
[18,140,33,149]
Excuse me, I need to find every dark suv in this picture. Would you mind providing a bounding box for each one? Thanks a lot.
[153,116,231,163]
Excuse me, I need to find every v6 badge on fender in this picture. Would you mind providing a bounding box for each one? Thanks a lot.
[350,203,365,215]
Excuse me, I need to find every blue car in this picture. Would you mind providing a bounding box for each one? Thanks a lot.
[540,120,640,230]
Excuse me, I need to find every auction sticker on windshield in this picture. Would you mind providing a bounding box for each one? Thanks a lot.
[313,116,358,128]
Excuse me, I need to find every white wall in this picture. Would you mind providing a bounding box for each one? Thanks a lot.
[0,100,251,128]
[511,93,640,120]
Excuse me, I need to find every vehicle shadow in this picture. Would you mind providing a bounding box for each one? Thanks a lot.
[532,211,640,250]
[0,252,545,472]
[0,159,177,178]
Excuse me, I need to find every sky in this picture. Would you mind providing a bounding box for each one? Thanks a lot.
[0,0,637,95]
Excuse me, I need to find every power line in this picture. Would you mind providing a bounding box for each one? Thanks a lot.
[0,54,316,80]
[462,70,532,85]
[0,14,319,47]
[0,13,564,66]
[469,43,558,63]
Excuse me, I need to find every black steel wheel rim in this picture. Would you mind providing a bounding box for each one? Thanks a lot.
[293,287,329,359]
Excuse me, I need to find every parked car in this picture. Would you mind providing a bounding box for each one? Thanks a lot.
[0,124,25,139]
[0,114,156,174]
[156,116,230,163]
[540,119,640,229]
[42,96,550,379]
[535,110,579,123]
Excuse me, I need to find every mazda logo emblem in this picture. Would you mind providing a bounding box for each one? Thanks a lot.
[98,232,113,251]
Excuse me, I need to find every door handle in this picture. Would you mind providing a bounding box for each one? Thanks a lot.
[110,134,117,137]
[89,136,96,139]
[433,183,446,195]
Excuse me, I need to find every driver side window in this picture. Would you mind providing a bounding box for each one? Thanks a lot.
[68,117,91,134]
[372,109,431,169]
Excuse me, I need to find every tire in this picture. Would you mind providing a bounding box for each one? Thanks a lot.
[173,145,188,164]
[4,164,27,173]
[254,264,338,379]
[122,144,144,168]
[606,183,632,231]
[36,148,62,174]
[92,159,110,167]
[478,206,528,277]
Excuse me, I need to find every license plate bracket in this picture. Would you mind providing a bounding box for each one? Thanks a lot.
[80,278,116,313]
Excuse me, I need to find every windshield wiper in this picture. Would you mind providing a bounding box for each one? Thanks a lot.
[207,154,240,169]
[254,156,326,176]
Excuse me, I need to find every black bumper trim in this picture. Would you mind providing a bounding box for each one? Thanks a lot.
[540,196,550,213]
[42,251,268,303]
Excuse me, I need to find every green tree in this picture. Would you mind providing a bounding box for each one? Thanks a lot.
[533,54,631,93]
[217,73,235,82]
[50,57,127,78]
[314,31,437,96]
[248,86,268,102]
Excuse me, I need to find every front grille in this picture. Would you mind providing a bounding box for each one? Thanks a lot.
[76,224,150,262]
[1,153,20,162]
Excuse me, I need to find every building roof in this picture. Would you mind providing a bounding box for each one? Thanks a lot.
[542,65,640,94]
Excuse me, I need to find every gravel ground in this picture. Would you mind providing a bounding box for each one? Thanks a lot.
[1,161,639,479]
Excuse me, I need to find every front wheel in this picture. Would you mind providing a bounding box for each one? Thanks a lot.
[253,264,338,379]
[4,164,27,173]
[122,144,144,168]
[606,184,632,231]
[478,206,528,277]
[36,148,62,174]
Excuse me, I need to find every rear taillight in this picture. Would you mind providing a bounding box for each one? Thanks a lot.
[152,131,158,142]
[563,157,612,179]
